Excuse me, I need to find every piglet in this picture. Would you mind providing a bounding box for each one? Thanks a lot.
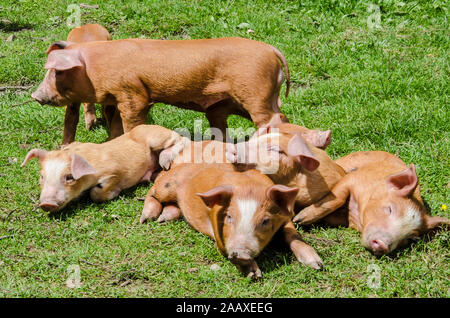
[227,122,345,208]
[21,125,188,212]
[293,151,449,255]
[141,163,323,278]
[158,117,332,171]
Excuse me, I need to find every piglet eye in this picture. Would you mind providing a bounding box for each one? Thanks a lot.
[65,174,74,183]
[384,206,393,215]
[261,218,271,227]
[225,212,233,224]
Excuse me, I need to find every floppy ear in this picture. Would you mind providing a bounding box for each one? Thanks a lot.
[287,134,320,171]
[21,149,48,167]
[316,129,331,150]
[423,215,449,232]
[387,164,418,197]
[45,49,83,71]
[70,154,97,180]
[196,185,233,209]
[45,41,73,54]
[197,185,233,256]
[266,184,299,216]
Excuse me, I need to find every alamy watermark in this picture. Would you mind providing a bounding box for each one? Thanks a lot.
[367,4,381,30]
[366,264,381,290]
[66,264,81,288]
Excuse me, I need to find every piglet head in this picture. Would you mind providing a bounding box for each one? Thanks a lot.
[229,130,320,182]
[361,164,449,256]
[22,149,97,212]
[31,44,93,106]
[255,118,331,150]
[196,183,298,273]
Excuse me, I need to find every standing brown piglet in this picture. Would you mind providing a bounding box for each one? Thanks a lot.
[31,37,291,140]
[293,151,449,255]
[21,125,188,212]
[140,163,323,278]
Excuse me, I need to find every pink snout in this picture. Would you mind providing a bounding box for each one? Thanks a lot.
[369,239,390,255]
[31,90,47,105]
[228,250,253,266]
[39,201,60,212]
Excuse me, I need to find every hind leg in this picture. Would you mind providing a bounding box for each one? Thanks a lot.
[82,103,98,130]
[205,101,233,141]
[157,205,182,223]
[140,169,180,223]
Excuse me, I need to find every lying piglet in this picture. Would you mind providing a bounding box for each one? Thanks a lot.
[21,125,188,212]
[158,118,331,171]
[253,114,332,150]
[227,123,345,208]
[141,163,323,278]
[293,151,449,255]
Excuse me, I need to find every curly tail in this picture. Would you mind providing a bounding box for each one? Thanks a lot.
[271,46,291,98]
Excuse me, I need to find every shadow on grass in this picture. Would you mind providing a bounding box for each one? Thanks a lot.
[47,184,148,221]
[0,20,34,32]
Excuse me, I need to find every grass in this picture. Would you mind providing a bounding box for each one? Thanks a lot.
[0,0,449,297]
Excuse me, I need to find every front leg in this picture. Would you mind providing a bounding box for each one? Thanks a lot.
[89,175,121,202]
[62,103,80,145]
[235,260,262,280]
[293,177,351,225]
[282,222,323,269]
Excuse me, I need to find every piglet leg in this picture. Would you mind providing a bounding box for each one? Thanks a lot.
[236,260,262,280]
[62,102,80,145]
[283,222,323,269]
[293,177,350,225]
[140,192,163,224]
[83,103,97,130]
[157,205,182,223]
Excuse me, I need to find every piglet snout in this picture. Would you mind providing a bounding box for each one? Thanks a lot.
[369,239,389,255]
[228,251,253,266]
[39,201,60,212]
[31,90,49,105]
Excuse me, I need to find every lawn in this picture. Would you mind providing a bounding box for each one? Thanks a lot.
[0,0,448,297]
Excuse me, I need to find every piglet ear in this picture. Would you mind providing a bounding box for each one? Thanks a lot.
[254,113,287,138]
[70,154,97,180]
[423,215,449,232]
[266,184,299,215]
[316,129,331,150]
[196,185,233,209]
[45,41,73,54]
[387,164,418,197]
[45,49,83,71]
[287,134,320,171]
[21,149,48,167]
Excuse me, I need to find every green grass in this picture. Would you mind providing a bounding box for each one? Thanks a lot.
[0,0,449,297]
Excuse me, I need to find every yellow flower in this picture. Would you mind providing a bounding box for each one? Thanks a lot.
[442,204,447,211]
